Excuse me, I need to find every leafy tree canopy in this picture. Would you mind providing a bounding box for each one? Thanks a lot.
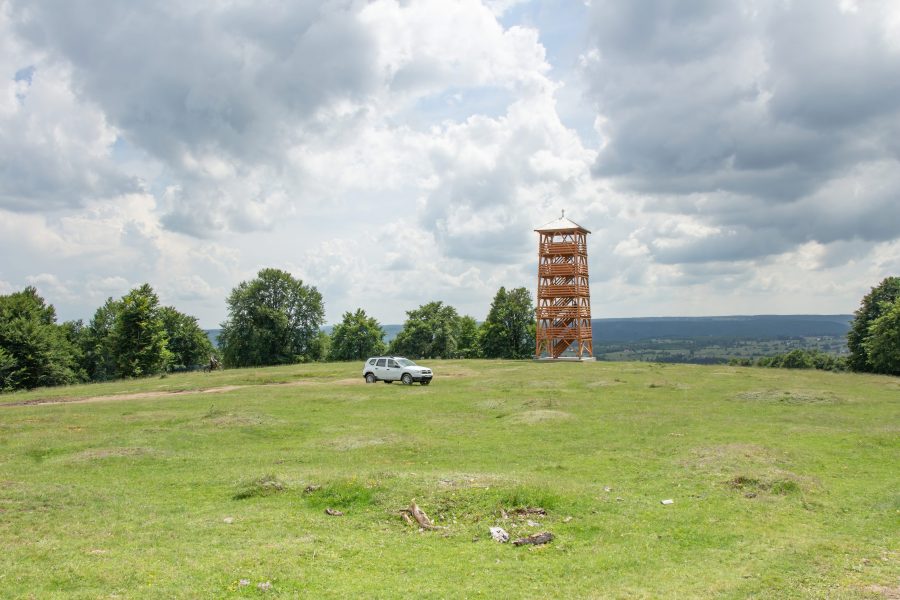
[863,297,900,375]
[479,286,535,359]
[219,268,325,367]
[457,315,481,358]
[329,309,385,361]
[111,284,172,378]
[847,276,900,373]
[80,297,122,382]
[390,301,463,359]
[160,306,215,371]
[0,287,81,391]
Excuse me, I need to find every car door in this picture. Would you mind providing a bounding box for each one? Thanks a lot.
[385,358,401,381]
[374,358,387,380]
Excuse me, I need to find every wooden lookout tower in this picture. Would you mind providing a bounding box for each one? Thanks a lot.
[534,211,594,360]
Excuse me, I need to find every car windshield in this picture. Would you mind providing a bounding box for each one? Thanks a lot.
[396,358,416,367]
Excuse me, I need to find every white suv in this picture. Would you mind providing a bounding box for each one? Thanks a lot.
[363,356,433,385]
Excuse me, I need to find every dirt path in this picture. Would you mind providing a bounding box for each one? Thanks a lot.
[3,385,246,407]
[3,377,366,408]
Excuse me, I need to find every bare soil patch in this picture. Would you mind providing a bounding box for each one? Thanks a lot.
[202,412,274,427]
[328,434,405,451]
[733,389,844,405]
[508,410,572,424]
[587,379,623,388]
[69,447,153,461]
[865,584,900,599]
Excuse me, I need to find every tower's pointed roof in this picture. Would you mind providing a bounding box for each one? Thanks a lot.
[534,210,590,233]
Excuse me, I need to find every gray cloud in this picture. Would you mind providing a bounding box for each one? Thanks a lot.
[9,0,378,165]
[0,60,139,212]
[0,140,136,212]
[6,0,381,232]
[583,0,900,263]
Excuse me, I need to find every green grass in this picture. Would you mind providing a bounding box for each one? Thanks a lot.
[0,360,897,598]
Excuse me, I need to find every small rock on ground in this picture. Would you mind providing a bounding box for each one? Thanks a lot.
[490,526,510,543]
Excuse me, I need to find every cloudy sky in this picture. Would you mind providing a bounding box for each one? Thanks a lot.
[2,0,899,327]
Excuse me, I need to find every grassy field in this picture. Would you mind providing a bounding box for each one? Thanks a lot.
[1,361,897,598]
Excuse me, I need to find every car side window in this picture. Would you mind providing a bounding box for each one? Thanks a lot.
[376,359,386,367]
[368,359,376,365]
[387,359,399,368]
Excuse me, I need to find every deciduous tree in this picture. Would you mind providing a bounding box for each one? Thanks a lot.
[390,301,461,359]
[160,306,215,371]
[457,315,481,358]
[847,277,900,372]
[81,297,122,381]
[329,309,385,361]
[219,268,325,366]
[0,287,81,391]
[479,286,535,359]
[863,297,900,375]
[111,284,171,377]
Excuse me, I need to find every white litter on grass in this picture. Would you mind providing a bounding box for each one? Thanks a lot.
[223,517,234,524]
[490,527,510,543]
[238,579,250,587]
[257,581,272,591]
[527,520,540,527]
[661,499,674,505]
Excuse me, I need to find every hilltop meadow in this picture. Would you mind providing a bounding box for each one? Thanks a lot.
[1,360,897,598]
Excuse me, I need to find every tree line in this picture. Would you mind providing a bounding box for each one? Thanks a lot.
[728,349,847,371]
[0,268,535,391]
[2,270,898,392]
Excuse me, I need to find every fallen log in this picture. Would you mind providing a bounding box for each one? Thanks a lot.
[400,500,447,531]
[324,508,343,516]
[512,532,554,546]
[511,507,547,516]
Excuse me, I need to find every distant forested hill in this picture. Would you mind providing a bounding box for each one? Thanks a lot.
[205,329,221,347]
[206,315,852,349]
[592,314,852,342]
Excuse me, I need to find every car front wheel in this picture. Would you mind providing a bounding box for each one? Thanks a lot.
[401,373,413,385]
[365,373,376,384]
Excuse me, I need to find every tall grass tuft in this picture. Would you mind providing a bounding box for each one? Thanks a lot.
[232,474,286,500]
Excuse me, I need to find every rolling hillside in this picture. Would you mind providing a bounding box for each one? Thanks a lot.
[1,360,896,597]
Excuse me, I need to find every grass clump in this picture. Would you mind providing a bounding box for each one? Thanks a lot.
[498,485,560,512]
[728,475,802,496]
[232,474,286,500]
[770,479,801,495]
[24,446,66,463]
[303,480,376,510]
